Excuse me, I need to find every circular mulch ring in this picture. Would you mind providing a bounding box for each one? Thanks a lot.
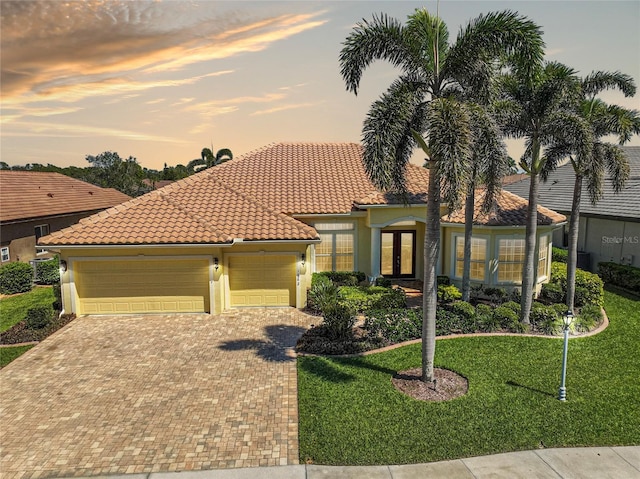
[392,367,468,402]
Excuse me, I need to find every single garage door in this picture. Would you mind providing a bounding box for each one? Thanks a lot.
[74,259,210,314]
[228,255,296,307]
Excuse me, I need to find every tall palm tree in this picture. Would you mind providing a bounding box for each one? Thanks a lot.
[187,144,233,172]
[340,8,543,382]
[495,62,591,324]
[546,71,639,312]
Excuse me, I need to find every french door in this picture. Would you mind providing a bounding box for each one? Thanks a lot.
[381,231,416,278]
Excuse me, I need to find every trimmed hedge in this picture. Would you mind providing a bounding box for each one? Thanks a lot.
[311,271,366,287]
[34,257,60,285]
[364,308,422,343]
[0,262,33,295]
[541,261,604,307]
[598,262,640,295]
[25,305,55,329]
[552,247,568,263]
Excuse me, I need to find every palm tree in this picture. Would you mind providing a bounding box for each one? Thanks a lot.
[546,71,639,312]
[340,8,543,382]
[187,144,233,172]
[494,62,591,324]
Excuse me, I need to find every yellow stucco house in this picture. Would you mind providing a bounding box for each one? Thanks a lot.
[39,142,566,316]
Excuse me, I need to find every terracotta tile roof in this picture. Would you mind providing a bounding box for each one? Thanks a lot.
[442,189,567,226]
[0,171,131,222]
[39,175,318,246]
[208,142,431,214]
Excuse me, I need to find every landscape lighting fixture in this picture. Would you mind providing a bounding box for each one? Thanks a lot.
[558,310,574,401]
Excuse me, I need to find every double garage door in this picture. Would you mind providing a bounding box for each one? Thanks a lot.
[75,259,211,315]
[74,255,296,314]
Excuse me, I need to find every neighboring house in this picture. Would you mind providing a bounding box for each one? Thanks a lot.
[39,143,565,316]
[0,171,131,264]
[505,146,640,271]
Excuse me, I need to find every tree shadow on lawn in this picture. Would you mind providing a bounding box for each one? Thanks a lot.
[218,324,307,363]
[298,355,399,384]
[505,379,556,398]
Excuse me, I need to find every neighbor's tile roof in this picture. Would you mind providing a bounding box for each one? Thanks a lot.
[443,189,567,226]
[39,175,318,246]
[0,171,130,223]
[505,146,640,221]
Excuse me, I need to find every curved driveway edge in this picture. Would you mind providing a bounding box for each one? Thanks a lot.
[0,309,316,479]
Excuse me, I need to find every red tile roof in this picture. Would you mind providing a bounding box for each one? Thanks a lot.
[0,171,131,223]
[443,189,567,226]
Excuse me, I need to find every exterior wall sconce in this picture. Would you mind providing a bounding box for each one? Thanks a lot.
[214,257,219,271]
[558,310,574,401]
[301,253,306,267]
[59,260,67,273]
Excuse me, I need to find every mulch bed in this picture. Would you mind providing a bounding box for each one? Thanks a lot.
[0,314,76,345]
[392,367,468,402]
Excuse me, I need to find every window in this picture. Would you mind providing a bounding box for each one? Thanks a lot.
[498,238,525,283]
[537,235,550,280]
[1,247,9,262]
[454,236,486,281]
[35,224,50,240]
[314,223,355,272]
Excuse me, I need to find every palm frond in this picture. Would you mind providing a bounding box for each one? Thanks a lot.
[339,13,413,95]
[427,98,473,212]
[599,143,631,194]
[582,70,637,98]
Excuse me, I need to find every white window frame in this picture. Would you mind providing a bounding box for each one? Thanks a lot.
[1,247,9,262]
[451,234,488,282]
[496,236,526,285]
[314,222,356,272]
[34,224,50,240]
[536,233,551,282]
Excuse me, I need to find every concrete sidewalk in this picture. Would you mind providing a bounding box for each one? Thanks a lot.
[56,446,640,479]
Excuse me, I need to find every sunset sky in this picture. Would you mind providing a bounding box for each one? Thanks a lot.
[1,1,639,171]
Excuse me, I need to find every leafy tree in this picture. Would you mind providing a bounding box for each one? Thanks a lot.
[340,8,543,381]
[495,62,589,324]
[187,144,233,172]
[85,151,144,196]
[545,71,639,312]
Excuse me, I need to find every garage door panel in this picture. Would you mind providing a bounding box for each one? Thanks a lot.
[75,259,209,314]
[228,255,296,307]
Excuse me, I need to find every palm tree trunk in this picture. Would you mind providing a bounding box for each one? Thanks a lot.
[422,158,440,383]
[461,183,475,302]
[566,174,582,313]
[520,172,539,324]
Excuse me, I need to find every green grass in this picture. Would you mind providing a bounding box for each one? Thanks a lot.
[0,345,35,368]
[0,286,55,332]
[298,288,640,465]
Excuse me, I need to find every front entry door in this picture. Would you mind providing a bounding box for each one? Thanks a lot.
[381,231,416,278]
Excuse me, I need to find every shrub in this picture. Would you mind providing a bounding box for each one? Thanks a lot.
[484,287,506,303]
[436,308,477,335]
[52,283,62,311]
[375,276,392,288]
[364,308,422,343]
[492,306,518,329]
[313,271,366,287]
[34,257,60,285]
[25,305,55,329]
[0,262,33,294]
[546,261,604,307]
[369,287,406,310]
[438,284,462,303]
[575,304,602,332]
[308,278,339,313]
[540,282,564,304]
[529,303,559,327]
[598,262,640,294]
[502,301,521,315]
[437,275,451,286]
[552,247,568,263]
[338,286,405,313]
[507,318,528,333]
[322,303,356,340]
[446,301,476,320]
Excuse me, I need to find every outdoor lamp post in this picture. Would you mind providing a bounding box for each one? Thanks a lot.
[558,310,574,401]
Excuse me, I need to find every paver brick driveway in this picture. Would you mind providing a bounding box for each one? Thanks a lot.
[1,309,316,479]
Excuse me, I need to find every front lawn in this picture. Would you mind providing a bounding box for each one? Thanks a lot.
[0,286,55,332]
[0,345,35,368]
[297,288,640,465]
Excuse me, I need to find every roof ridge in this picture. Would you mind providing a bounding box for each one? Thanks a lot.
[156,187,233,243]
